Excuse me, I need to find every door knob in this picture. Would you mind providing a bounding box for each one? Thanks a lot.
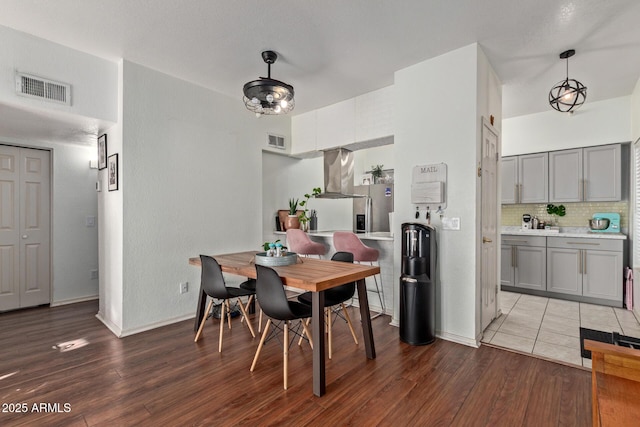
[482,237,492,243]
[22,235,28,239]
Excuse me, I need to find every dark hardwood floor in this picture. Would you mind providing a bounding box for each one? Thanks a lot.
[0,301,591,426]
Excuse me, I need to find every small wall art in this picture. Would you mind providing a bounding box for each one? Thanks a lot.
[108,153,118,191]
[98,134,107,170]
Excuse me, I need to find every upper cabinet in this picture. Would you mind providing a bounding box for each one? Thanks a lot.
[501,153,548,204]
[549,144,621,203]
[583,144,621,201]
[290,86,394,156]
[316,98,355,151]
[355,85,394,142]
[291,110,317,154]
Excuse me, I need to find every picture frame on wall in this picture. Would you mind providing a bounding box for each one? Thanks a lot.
[108,153,118,191]
[98,134,107,170]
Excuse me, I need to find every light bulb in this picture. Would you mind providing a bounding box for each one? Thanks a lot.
[251,97,259,105]
[274,105,281,113]
[560,85,575,102]
[266,94,274,103]
[280,99,288,109]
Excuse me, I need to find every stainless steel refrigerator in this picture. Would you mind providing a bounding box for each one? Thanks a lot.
[353,184,394,233]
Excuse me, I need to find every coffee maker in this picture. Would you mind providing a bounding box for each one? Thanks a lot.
[522,214,532,230]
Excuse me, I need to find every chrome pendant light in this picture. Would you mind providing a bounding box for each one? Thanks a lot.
[548,49,587,113]
[243,50,295,117]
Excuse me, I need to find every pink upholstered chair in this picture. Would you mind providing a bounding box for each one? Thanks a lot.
[286,229,327,258]
[333,231,385,316]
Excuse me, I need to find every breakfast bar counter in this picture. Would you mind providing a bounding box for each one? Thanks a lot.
[273,230,394,317]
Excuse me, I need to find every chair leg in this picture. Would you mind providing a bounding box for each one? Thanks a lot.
[218,300,226,353]
[300,318,313,349]
[283,320,289,390]
[259,309,263,333]
[240,295,254,324]
[341,303,359,345]
[251,319,271,372]
[194,299,214,342]
[226,300,232,329]
[236,297,255,338]
[298,318,310,346]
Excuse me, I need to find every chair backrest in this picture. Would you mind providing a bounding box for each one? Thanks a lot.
[327,251,356,300]
[200,255,230,299]
[333,231,378,262]
[255,265,296,320]
[286,229,326,257]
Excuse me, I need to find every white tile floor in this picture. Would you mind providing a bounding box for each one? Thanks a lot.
[482,291,640,368]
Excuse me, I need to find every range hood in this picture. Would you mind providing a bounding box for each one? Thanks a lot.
[316,148,366,199]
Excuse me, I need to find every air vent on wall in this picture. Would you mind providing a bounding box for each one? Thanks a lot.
[15,72,71,106]
[267,133,285,150]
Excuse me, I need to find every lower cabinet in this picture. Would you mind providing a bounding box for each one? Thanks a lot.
[501,236,546,291]
[547,237,623,303]
[502,235,625,307]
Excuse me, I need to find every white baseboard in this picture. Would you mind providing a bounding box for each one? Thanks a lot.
[118,313,195,338]
[437,330,479,348]
[95,312,123,337]
[96,312,195,338]
[50,295,98,307]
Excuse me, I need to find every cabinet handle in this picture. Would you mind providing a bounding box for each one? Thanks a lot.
[566,242,600,246]
[579,249,583,274]
[504,240,529,244]
[583,179,587,201]
[514,247,517,268]
[583,250,587,274]
[511,246,515,267]
[519,184,523,203]
[514,184,518,203]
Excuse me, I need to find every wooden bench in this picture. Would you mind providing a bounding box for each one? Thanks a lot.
[584,339,640,426]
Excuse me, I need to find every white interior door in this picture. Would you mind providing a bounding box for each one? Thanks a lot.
[0,145,50,311]
[481,119,499,332]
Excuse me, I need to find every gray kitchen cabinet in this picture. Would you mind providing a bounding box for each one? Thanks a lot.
[501,157,518,204]
[546,237,623,304]
[584,144,621,201]
[501,244,515,286]
[549,148,582,202]
[501,153,548,204]
[546,247,582,295]
[548,144,621,203]
[501,236,546,291]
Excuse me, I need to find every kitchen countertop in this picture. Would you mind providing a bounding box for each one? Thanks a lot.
[274,230,394,241]
[501,226,627,240]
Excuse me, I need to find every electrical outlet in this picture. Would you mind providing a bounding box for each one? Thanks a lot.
[90,269,98,280]
[180,282,188,294]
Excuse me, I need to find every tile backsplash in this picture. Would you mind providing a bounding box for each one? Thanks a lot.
[501,201,628,230]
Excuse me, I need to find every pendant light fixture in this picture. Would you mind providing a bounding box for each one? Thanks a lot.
[548,49,587,113]
[243,50,295,117]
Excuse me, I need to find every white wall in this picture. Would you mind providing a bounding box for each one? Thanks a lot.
[101,60,291,335]
[0,25,117,123]
[1,136,99,305]
[97,60,124,333]
[503,96,631,155]
[394,44,491,346]
[353,144,394,179]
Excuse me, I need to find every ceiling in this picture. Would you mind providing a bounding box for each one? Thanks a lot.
[1,0,640,144]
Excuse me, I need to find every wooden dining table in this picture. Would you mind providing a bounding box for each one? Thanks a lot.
[189,251,380,396]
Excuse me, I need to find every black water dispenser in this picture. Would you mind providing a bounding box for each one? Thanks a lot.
[400,222,436,345]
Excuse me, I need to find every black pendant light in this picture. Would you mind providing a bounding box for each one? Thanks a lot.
[243,50,295,117]
[548,49,587,113]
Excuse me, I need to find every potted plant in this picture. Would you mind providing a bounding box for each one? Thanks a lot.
[284,198,300,230]
[371,164,385,183]
[298,187,322,231]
